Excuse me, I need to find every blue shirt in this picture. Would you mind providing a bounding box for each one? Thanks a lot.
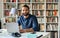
[17,14,39,31]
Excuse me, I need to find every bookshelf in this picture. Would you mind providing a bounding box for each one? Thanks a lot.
[46,0,58,38]
[1,0,59,38]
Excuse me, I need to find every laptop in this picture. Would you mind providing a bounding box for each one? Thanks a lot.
[6,23,19,33]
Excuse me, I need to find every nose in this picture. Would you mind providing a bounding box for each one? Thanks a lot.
[24,11,26,13]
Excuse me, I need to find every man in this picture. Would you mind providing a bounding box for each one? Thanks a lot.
[17,5,39,33]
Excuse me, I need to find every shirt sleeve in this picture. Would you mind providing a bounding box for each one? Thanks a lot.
[17,17,21,26]
[32,16,40,31]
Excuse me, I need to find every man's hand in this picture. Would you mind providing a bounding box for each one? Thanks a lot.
[20,29,26,33]
[19,28,34,33]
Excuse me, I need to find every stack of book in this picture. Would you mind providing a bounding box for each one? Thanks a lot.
[46,11,53,16]
[46,0,58,2]
[53,4,58,10]
[46,24,58,31]
[46,17,58,23]
[32,4,44,10]
[46,4,58,10]
[46,10,58,16]
[5,17,16,23]
[4,10,9,16]
[39,24,45,31]
[3,0,16,2]
[37,18,44,23]
[46,4,53,10]
[18,4,30,9]
[18,0,30,2]
[4,3,16,9]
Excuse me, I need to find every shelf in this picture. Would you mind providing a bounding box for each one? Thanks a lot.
[3,9,10,10]
[46,9,58,11]
[46,22,58,24]
[2,0,59,38]
[46,16,58,17]
[17,9,21,10]
[46,30,58,32]
[36,16,44,18]
[46,2,58,4]
[32,2,45,4]
[38,22,44,24]
[2,0,59,34]
[18,2,30,4]
[40,30,44,32]
[32,9,44,11]
[4,16,17,17]
[3,2,16,3]
[18,9,32,10]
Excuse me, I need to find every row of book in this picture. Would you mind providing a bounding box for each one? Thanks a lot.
[46,24,58,31]
[4,3,16,9]
[4,10,21,16]
[3,0,16,2]
[46,10,58,16]
[39,24,58,32]
[4,10,10,16]
[3,0,44,2]
[18,0,30,2]
[46,17,58,23]
[32,0,44,2]
[46,0,58,2]
[3,3,58,10]
[46,4,58,10]
[32,4,44,10]
[18,4,30,9]
[4,10,58,17]
[32,10,44,17]
[37,18,44,23]
[3,0,58,2]
[5,17,16,23]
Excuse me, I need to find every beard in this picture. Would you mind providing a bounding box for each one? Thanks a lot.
[22,13,29,16]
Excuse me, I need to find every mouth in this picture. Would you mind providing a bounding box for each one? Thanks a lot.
[22,13,29,16]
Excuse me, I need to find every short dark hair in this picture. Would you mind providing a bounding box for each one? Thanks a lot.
[22,5,29,9]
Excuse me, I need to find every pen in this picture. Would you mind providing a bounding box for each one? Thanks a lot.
[37,35,43,38]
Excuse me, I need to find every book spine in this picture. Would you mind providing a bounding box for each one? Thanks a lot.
[3,0,6,2]
[25,0,30,2]
[4,10,9,16]
[18,0,25,2]
[53,10,57,16]
[40,24,44,31]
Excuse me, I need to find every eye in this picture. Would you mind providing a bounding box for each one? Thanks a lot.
[23,10,24,11]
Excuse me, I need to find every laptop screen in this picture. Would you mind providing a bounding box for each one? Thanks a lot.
[6,23,19,33]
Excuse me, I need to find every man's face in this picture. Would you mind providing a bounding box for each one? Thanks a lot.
[21,7,29,16]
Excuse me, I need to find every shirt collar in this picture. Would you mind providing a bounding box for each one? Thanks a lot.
[22,14,31,20]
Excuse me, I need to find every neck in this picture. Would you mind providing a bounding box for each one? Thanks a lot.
[24,15,29,19]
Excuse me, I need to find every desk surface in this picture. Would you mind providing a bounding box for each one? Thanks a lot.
[0,29,50,38]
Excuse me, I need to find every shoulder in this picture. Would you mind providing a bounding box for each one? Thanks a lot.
[18,15,23,19]
[18,15,23,20]
[30,14,37,19]
[30,15,36,18]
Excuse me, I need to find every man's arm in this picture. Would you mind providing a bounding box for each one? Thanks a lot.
[24,28,34,32]
[32,16,40,31]
[19,26,34,33]
[24,16,39,32]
